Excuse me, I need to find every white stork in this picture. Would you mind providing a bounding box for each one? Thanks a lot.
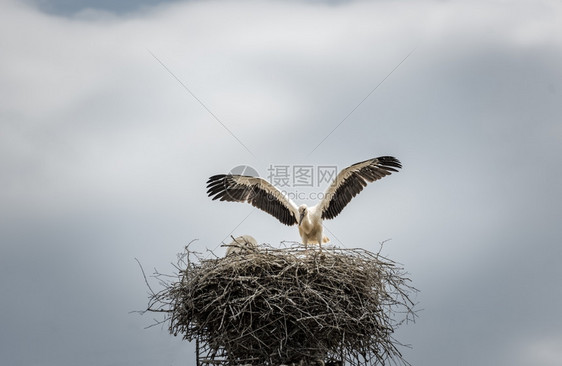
[206,156,401,249]
[223,235,258,256]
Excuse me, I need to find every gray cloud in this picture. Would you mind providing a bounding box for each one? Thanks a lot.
[30,0,183,16]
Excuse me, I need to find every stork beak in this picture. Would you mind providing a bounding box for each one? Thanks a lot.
[298,212,304,226]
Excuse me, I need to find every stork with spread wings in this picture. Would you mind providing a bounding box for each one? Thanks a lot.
[207,156,401,248]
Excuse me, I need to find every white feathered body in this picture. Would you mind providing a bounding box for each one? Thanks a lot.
[224,235,258,256]
[298,205,329,246]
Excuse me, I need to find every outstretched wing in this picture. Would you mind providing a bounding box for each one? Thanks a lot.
[206,174,299,226]
[316,156,402,220]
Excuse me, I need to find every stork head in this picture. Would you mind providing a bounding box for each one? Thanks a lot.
[298,204,308,226]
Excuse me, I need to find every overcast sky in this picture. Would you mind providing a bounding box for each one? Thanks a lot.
[1,0,562,365]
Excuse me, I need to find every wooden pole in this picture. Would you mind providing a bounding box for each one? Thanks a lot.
[196,337,200,366]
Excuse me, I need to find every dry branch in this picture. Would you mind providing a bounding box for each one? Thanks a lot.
[142,243,417,366]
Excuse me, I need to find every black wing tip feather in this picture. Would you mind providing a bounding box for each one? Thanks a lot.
[376,156,402,169]
[207,174,227,183]
[206,174,230,199]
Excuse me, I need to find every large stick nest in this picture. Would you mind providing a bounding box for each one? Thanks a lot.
[143,243,417,366]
